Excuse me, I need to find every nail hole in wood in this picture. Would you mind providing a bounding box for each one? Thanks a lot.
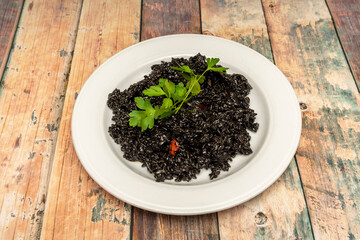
[299,102,308,111]
[255,212,268,225]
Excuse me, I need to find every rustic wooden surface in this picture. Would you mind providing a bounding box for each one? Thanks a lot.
[141,0,201,39]
[0,0,82,239]
[326,0,360,89]
[201,0,313,239]
[0,0,23,83]
[0,0,359,239]
[133,211,219,240]
[262,0,360,239]
[39,0,140,239]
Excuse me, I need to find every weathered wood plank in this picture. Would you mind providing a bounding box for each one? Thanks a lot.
[326,0,360,89]
[0,0,24,82]
[201,0,272,61]
[133,1,219,240]
[217,161,313,239]
[40,0,140,239]
[262,0,360,238]
[133,210,219,240]
[201,0,314,239]
[141,0,201,39]
[0,0,82,239]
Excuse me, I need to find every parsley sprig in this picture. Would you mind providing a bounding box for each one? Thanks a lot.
[129,58,228,131]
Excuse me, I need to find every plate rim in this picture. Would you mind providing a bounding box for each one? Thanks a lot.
[72,33,302,215]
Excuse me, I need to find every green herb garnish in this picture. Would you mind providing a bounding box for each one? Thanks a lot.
[129,58,228,131]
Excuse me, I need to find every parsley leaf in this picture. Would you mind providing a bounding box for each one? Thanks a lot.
[134,97,152,110]
[161,98,173,109]
[130,97,156,131]
[190,81,201,95]
[209,66,228,73]
[159,110,174,119]
[129,57,228,131]
[179,72,192,81]
[198,76,205,84]
[141,115,154,131]
[173,82,187,102]
[206,58,220,68]
[164,79,175,98]
[143,85,166,96]
[129,111,146,127]
[171,65,194,75]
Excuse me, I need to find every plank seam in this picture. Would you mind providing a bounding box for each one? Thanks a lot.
[130,1,142,236]
[324,0,360,93]
[259,0,316,237]
[216,212,221,240]
[44,0,84,213]
[0,1,26,236]
[0,0,25,88]
[36,0,85,239]
[199,0,203,34]
[294,156,316,239]
[129,206,134,240]
[139,0,144,41]
[259,0,275,63]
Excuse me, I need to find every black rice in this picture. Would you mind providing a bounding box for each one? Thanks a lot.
[107,54,259,182]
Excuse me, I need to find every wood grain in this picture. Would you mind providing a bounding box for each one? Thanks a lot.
[326,0,360,89]
[262,0,360,238]
[133,210,219,240]
[132,1,219,240]
[201,0,314,239]
[40,0,141,239]
[0,0,82,239]
[201,0,273,61]
[0,0,24,83]
[141,0,201,39]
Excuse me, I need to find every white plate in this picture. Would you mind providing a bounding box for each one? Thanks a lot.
[72,34,301,215]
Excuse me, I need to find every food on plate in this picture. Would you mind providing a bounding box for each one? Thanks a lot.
[107,54,258,182]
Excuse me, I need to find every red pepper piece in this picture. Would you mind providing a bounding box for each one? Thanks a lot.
[198,103,207,109]
[169,139,180,156]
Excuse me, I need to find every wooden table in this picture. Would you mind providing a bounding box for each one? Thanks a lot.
[0,0,359,239]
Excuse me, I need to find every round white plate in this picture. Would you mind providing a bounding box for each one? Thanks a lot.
[72,34,301,215]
